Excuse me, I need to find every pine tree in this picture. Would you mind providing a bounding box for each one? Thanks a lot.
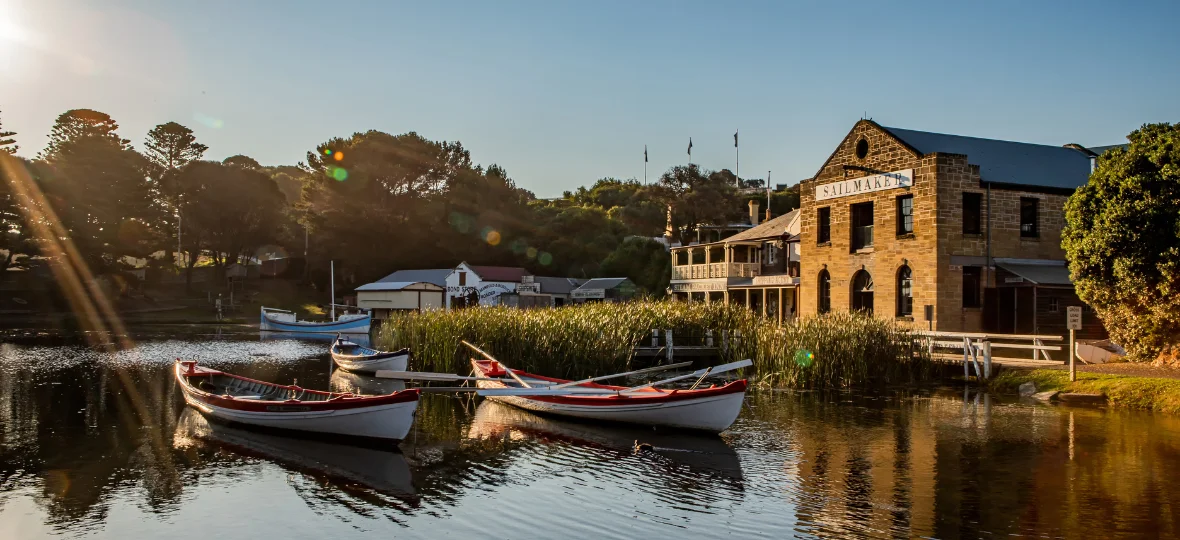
[0,109,16,155]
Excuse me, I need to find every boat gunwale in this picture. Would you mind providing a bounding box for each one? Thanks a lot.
[175,362,419,412]
[470,359,747,406]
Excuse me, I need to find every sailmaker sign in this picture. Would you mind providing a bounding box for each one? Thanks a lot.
[815,169,912,201]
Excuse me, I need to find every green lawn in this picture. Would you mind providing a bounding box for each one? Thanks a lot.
[991,369,1180,414]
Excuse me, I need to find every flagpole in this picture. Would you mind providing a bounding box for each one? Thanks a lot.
[735,129,740,187]
[644,144,648,185]
[766,170,772,213]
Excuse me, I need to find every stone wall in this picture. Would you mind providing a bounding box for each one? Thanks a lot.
[799,120,1079,334]
[799,120,938,328]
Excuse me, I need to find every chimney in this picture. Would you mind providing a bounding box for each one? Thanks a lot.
[748,200,760,226]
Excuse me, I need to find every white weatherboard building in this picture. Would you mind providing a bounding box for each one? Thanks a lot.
[444,262,529,309]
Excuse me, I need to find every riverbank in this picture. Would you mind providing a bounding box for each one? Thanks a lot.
[991,368,1180,414]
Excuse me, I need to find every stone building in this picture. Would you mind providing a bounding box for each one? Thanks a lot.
[798,120,1111,338]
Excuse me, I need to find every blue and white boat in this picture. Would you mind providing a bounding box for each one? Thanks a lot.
[259,306,371,335]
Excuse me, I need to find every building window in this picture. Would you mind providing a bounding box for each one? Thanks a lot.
[817,207,831,244]
[764,242,777,265]
[963,192,982,235]
[855,138,869,159]
[818,270,831,313]
[1020,197,1039,237]
[896,195,913,235]
[897,265,913,317]
[851,202,873,251]
[1047,297,1059,313]
[851,270,874,312]
[962,266,982,308]
[458,272,467,286]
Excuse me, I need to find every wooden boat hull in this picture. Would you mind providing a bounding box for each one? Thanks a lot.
[260,307,370,334]
[175,362,418,443]
[331,341,410,374]
[471,360,746,433]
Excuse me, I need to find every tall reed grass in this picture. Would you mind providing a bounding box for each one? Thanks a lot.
[375,301,937,388]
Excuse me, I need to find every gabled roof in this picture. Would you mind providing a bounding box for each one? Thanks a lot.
[575,277,632,290]
[881,125,1093,190]
[532,276,586,295]
[724,209,800,243]
[467,265,529,283]
[368,268,451,288]
[355,281,444,292]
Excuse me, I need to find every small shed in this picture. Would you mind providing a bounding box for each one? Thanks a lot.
[355,281,446,319]
[572,278,639,303]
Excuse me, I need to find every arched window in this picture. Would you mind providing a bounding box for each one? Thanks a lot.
[851,270,874,313]
[818,270,831,314]
[896,265,913,317]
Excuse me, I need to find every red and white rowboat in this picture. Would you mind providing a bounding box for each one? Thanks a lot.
[469,358,749,433]
[174,360,419,443]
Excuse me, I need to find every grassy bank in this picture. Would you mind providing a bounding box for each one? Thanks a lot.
[991,369,1180,414]
[375,301,936,388]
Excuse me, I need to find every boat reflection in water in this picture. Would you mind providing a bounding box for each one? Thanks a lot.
[467,400,744,486]
[172,409,415,498]
[260,330,371,348]
[330,368,406,395]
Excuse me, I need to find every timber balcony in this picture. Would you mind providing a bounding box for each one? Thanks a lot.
[672,262,762,280]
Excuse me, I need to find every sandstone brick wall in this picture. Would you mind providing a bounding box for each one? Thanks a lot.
[799,121,938,329]
[800,120,1077,334]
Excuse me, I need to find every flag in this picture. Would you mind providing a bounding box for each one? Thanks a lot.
[734,130,738,148]
[644,145,648,163]
[687,137,693,156]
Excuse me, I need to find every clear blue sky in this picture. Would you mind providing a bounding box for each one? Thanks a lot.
[1,0,1177,197]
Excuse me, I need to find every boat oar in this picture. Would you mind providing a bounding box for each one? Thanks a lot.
[474,360,754,397]
[549,361,693,390]
[462,340,532,388]
[374,370,511,383]
[619,359,753,394]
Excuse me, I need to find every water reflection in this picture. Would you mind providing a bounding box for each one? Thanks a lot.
[173,409,415,497]
[2,330,1180,539]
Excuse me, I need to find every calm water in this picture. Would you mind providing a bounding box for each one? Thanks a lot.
[2,326,1179,539]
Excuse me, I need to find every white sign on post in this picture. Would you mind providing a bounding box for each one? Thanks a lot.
[1067,306,1083,330]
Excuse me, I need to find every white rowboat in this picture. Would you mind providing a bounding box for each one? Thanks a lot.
[470,358,749,433]
[331,337,410,374]
[174,360,419,444]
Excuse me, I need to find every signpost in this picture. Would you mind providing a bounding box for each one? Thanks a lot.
[1067,306,1082,381]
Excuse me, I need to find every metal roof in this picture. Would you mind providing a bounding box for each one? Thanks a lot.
[369,268,451,287]
[355,281,444,292]
[531,276,586,295]
[1085,144,1128,156]
[467,265,530,283]
[882,126,1093,190]
[996,262,1074,286]
[724,209,800,243]
[575,277,631,290]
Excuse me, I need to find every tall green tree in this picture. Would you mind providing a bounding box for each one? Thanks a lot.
[37,110,159,270]
[173,160,285,290]
[600,237,671,295]
[652,164,744,245]
[223,154,262,169]
[1063,123,1180,360]
[144,122,207,174]
[40,109,129,159]
[0,110,17,155]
